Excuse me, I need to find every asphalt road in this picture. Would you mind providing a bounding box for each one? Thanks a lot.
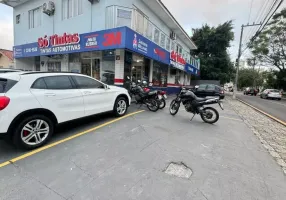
[237,93,286,122]
[1,101,286,199]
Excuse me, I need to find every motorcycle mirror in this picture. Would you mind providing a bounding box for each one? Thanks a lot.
[195,85,199,89]
[149,82,153,86]
[137,80,141,83]
[126,76,130,80]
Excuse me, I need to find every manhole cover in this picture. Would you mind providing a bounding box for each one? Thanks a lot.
[164,162,193,179]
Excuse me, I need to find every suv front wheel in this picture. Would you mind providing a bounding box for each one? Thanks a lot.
[114,97,128,117]
[13,115,54,149]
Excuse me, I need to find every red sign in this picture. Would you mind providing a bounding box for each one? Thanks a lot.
[154,48,166,60]
[38,33,80,48]
[103,31,122,47]
[170,51,186,65]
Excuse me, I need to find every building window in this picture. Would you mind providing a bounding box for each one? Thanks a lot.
[135,10,144,34]
[62,0,82,20]
[171,42,175,52]
[177,44,182,55]
[175,70,181,85]
[47,62,61,72]
[160,33,166,49]
[29,7,42,29]
[16,14,20,24]
[146,21,153,40]
[166,38,170,51]
[117,9,132,28]
[154,28,160,44]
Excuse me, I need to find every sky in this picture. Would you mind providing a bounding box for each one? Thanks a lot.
[0,0,285,61]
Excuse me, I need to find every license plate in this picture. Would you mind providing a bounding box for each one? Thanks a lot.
[163,94,167,99]
[158,95,162,100]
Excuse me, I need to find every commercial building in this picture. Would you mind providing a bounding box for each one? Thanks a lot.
[0,49,14,68]
[2,0,200,93]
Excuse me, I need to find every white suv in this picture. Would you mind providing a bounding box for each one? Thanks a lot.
[0,72,131,149]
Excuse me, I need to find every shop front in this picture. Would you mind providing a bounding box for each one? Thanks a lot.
[13,26,199,93]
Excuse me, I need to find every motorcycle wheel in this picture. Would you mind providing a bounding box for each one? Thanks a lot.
[147,99,159,112]
[169,100,180,116]
[159,98,166,109]
[200,107,219,124]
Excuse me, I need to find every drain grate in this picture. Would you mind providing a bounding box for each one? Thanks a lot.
[164,162,193,179]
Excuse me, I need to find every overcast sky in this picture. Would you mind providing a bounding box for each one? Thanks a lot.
[0,0,285,60]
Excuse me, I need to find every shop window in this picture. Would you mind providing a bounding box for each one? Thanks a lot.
[47,62,61,72]
[166,38,170,51]
[152,61,168,87]
[16,14,20,24]
[146,21,153,40]
[175,70,181,85]
[160,33,166,49]
[62,0,82,20]
[117,9,132,28]
[29,7,42,29]
[154,28,160,44]
[101,50,115,85]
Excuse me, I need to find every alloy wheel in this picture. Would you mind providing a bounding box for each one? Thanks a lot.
[21,119,50,146]
[117,100,127,115]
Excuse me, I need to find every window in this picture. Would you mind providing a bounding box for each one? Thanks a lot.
[117,9,132,28]
[29,7,42,29]
[160,33,166,48]
[47,62,61,72]
[72,76,104,89]
[206,84,215,91]
[197,84,207,91]
[62,0,82,20]
[177,44,182,55]
[16,14,20,24]
[31,78,47,89]
[175,70,180,85]
[171,42,175,52]
[44,76,73,90]
[166,38,170,50]
[135,10,144,34]
[154,28,160,44]
[146,21,153,40]
[152,61,168,87]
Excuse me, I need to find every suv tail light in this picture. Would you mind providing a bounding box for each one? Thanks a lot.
[0,96,10,111]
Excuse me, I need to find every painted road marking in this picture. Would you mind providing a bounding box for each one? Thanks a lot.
[237,98,286,126]
[0,110,145,168]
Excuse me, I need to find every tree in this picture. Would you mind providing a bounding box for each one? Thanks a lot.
[191,21,235,85]
[250,8,286,89]
[237,68,264,89]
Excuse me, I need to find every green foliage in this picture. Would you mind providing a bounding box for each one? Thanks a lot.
[250,8,286,89]
[191,21,235,84]
[237,68,263,89]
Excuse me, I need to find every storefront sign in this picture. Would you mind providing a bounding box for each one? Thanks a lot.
[185,63,199,75]
[170,51,186,71]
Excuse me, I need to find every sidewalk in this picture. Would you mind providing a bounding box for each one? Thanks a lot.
[0,100,285,199]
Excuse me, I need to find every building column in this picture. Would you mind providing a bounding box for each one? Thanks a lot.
[149,60,153,83]
[114,49,125,85]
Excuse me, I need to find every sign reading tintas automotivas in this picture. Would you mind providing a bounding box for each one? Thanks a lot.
[38,33,81,54]
[170,50,186,71]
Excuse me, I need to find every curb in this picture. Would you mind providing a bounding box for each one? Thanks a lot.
[236,98,286,127]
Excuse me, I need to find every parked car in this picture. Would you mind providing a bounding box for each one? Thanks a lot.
[192,84,225,99]
[0,68,22,73]
[260,89,282,100]
[243,87,258,96]
[0,72,131,149]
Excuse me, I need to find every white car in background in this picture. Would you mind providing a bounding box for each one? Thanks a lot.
[260,89,282,100]
[0,72,131,149]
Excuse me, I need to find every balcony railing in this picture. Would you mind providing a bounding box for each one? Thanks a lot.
[105,5,200,70]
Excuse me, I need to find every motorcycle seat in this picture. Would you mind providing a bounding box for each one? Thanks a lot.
[148,91,157,95]
[195,96,217,102]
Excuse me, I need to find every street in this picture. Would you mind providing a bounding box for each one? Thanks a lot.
[0,100,285,200]
[237,93,286,123]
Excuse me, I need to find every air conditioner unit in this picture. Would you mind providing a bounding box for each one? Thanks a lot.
[43,1,55,16]
[88,0,100,3]
[170,31,176,40]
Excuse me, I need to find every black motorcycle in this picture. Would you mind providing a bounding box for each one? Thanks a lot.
[169,87,224,124]
[130,81,159,112]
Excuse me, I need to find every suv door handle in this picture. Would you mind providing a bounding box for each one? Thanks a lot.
[44,93,56,97]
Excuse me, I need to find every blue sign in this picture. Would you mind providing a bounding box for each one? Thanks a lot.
[124,27,170,65]
[185,63,200,76]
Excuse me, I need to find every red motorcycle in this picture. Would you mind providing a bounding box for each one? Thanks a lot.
[142,82,167,109]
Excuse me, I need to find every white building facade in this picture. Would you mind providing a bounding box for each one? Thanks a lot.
[3,0,200,93]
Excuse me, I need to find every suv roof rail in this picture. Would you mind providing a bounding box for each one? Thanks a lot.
[21,71,81,75]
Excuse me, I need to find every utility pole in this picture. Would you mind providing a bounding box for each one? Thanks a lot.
[233,23,262,99]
